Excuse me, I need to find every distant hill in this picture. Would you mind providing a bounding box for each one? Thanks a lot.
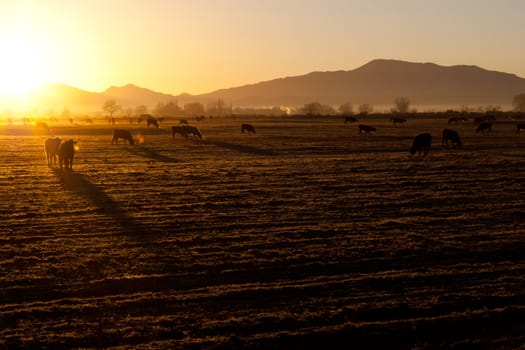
[191,59,525,110]
[21,59,525,113]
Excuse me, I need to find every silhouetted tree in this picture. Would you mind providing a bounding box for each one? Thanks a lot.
[301,102,336,115]
[102,99,121,124]
[184,102,205,116]
[512,93,525,112]
[358,103,373,115]
[339,102,353,115]
[154,100,182,118]
[207,99,232,116]
[393,97,411,113]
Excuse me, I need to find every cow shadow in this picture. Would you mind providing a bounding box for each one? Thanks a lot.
[126,146,180,163]
[204,140,277,156]
[51,169,150,239]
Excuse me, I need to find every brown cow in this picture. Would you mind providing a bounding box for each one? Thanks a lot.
[112,129,135,145]
[44,137,61,166]
[172,125,203,139]
[410,133,432,156]
[442,129,462,149]
[147,117,159,128]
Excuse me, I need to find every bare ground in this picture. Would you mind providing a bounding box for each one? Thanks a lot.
[0,115,524,349]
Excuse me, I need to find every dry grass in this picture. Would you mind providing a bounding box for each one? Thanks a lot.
[0,115,524,349]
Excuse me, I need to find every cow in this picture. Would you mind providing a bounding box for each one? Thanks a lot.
[36,121,49,133]
[358,124,376,135]
[44,137,61,166]
[516,123,525,134]
[172,125,203,139]
[390,117,407,126]
[241,123,256,134]
[112,129,135,145]
[147,117,159,128]
[58,139,76,170]
[476,122,492,133]
[344,116,358,124]
[179,119,189,125]
[442,129,462,149]
[409,133,432,156]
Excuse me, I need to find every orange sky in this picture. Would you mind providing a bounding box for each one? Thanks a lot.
[0,0,524,96]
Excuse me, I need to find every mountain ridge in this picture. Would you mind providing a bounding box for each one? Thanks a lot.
[16,59,525,112]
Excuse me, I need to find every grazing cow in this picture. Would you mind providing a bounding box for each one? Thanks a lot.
[442,129,462,149]
[172,125,203,139]
[344,116,358,124]
[358,124,376,135]
[44,137,61,166]
[241,123,256,134]
[179,119,189,125]
[196,115,206,121]
[516,123,525,134]
[448,116,460,125]
[58,139,76,170]
[147,117,159,128]
[390,117,407,126]
[476,122,492,133]
[112,129,135,145]
[409,133,432,156]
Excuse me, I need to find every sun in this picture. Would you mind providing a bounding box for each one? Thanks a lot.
[0,37,46,96]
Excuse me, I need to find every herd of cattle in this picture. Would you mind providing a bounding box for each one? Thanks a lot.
[42,115,525,170]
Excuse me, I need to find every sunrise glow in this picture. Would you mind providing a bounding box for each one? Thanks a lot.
[0,34,47,96]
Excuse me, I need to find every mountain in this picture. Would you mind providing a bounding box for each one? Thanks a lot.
[19,59,525,112]
[191,59,525,109]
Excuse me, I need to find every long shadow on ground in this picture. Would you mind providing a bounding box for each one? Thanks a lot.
[204,139,277,156]
[52,168,151,238]
[125,145,180,163]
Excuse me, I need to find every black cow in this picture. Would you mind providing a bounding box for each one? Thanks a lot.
[442,129,462,149]
[476,122,492,133]
[410,133,432,156]
[517,123,525,134]
[58,139,76,170]
[390,117,407,126]
[112,129,135,145]
[344,116,358,124]
[241,123,256,134]
[358,124,376,135]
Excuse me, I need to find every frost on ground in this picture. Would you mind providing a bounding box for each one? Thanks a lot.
[0,116,524,349]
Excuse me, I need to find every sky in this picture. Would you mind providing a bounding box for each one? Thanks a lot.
[0,0,524,96]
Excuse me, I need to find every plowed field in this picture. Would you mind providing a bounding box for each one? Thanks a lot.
[1,115,524,349]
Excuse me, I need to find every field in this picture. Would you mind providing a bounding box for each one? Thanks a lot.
[1,114,524,349]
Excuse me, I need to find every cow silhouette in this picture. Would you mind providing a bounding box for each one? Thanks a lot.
[358,124,376,135]
[241,124,256,134]
[45,137,61,166]
[112,129,135,145]
[410,133,432,156]
[442,129,462,149]
[58,139,76,170]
